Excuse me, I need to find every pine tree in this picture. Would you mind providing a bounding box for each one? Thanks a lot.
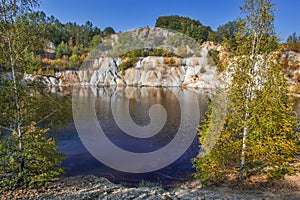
[194,0,299,185]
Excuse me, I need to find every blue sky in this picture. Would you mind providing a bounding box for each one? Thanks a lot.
[39,0,300,41]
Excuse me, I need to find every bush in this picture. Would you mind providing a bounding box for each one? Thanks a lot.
[200,66,206,73]
[163,57,177,66]
[118,57,139,71]
[69,53,82,68]
[24,52,42,74]
[50,58,68,71]
[207,50,225,71]
[0,123,64,191]
[55,42,71,59]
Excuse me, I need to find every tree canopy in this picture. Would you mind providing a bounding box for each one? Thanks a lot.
[193,0,299,186]
[155,15,212,43]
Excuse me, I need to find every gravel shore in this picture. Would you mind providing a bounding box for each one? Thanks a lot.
[1,174,299,200]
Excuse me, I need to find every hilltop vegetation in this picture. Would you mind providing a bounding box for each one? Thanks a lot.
[2,11,299,76]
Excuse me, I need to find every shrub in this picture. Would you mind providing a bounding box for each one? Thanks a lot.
[55,42,71,59]
[0,123,64,191]
[50,58,68,71]
[207,50,225,71]
[200,66,206,73]
[163,57,177,66]
[69,53,82,68]
[118,57,139,71]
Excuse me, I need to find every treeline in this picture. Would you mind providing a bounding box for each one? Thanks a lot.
[155,15,240,50]
[155,15,212,43]
[28,11,115,50]
[21,13,300,75]
[156,15,300,53]
[23,11,116,74]
[286,32,300,52]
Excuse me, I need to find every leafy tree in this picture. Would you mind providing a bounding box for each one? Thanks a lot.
[155,15,212,43]
[0,0,66,190]
[102,26,116,36]
[69,53,81,68]
[88,34,102,50]
[194,0,299,186]
[55,41,71,58]
[0,123,64,189]
[209,20,241,50]
[286,32,300,52]
[24,52,43,74]
[287,32,300,45]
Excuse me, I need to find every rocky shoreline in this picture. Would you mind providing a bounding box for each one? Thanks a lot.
[1,174,299,200]
[21,55,221,89]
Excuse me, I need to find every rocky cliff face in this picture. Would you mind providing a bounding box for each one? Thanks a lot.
[23,44,221,89]
[10,48,300,92]
[280,50,300,91]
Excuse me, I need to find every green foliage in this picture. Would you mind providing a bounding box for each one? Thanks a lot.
[0,1,69,191]
[122,49,177,58]
[102,26,116,36]
[207,50,219,65]
[0,124,65,191]
[119,57,139,71]
[286,32,300,52]
[24,52,43,74]
[163,57,178,66]
[88,34,102,50]
[207,50,225,71]
[194,0,299,186]
[0,14,44,73]
[200,66,206,73]
[156,15,212,43]
[0,82,71,191]
[55,41,71,58]
[209,20,241,50]
[118,48,180,71]
[287,32,300,46]
[69,53,81,68]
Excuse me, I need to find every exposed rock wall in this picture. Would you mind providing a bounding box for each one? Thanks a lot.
[22,46,221,89]
[3,49,299,91]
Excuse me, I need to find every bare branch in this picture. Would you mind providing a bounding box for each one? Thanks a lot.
[36,109,58,125]
[0,124,14,132]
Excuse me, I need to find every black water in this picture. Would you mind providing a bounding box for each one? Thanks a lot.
[57,87,209,186]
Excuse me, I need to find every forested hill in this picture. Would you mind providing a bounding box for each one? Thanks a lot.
[9,12,299,76]
[155,15,213,43]
[34,12,238,55]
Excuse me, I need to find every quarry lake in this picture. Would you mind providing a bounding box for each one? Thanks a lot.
[56,86,209,186]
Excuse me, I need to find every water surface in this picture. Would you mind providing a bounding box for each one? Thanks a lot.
[57,87,209,186]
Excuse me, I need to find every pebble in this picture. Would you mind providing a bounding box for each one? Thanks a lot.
[1,175,299,200]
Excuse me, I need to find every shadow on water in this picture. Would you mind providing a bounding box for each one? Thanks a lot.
[56,86,209,186]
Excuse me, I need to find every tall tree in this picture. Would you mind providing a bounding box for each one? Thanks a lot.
[102,26,115,36]
[0,0,40,173]
[0,0,66,189]
[209,20,241,50]
[194,0,299,185]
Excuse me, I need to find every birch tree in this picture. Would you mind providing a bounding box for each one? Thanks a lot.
[194,0,299,185]
[0,0,66,190]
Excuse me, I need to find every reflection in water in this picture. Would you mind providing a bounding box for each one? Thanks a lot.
[58,86,209,186]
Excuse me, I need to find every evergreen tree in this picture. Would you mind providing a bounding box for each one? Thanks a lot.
[194,0,299,185]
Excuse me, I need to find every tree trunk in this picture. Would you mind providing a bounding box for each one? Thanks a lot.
[8,35,24,172]
[240,110,248,181]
